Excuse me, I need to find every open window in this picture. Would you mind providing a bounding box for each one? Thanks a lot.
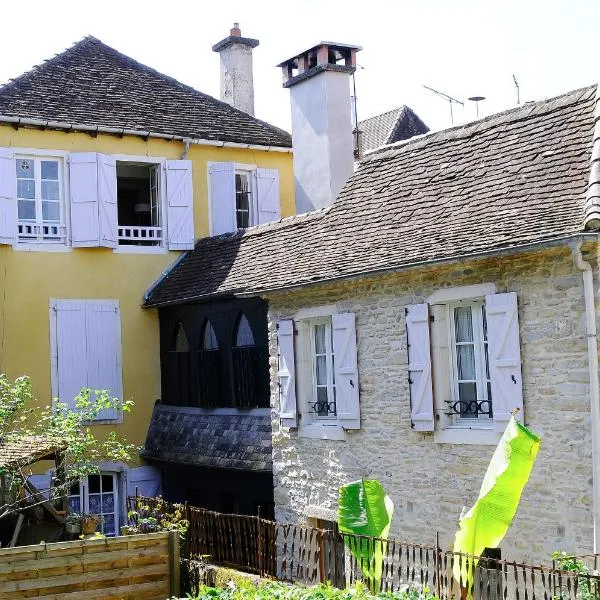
[116,161,162,246]
[197,319,221,407]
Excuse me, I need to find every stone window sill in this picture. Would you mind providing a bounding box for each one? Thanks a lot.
[298,422,346,441]
[434,426,501,445]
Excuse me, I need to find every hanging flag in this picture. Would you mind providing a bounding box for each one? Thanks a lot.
[453,416,541,594]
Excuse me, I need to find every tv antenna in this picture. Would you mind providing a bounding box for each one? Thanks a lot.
[468,95,486,118]
[512,74,520,105]
[423,85,464,125]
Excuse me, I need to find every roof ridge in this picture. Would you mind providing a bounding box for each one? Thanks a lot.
[358,106,404,125]
[364,84,596,161]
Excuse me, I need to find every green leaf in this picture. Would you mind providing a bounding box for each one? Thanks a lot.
[338,479,394,593]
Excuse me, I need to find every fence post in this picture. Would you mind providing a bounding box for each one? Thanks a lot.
[435,532,442,600]
[257,507,264,576]
[169,530,181,598]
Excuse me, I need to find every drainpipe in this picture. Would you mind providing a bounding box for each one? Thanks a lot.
[180,141,190,160]
[571,240,600,552]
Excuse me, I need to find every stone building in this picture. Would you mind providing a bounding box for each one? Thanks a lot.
[147,81,600,564]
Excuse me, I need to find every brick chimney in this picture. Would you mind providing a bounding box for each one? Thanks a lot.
[212,23,259,116]
[278,42,361,213]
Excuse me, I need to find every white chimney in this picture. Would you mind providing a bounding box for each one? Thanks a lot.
[278,42,361,213]
[212,23,259,116]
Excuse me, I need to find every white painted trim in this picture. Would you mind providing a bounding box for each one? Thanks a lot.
[298,423,347,441]
[10,147,69,158]
[112,154,165,164]
[14,244,72,252]
[113,246,169,255]
[234,162,258,171]
[293,304,339,320]
[427,283,496,304]
[434,426,501,445]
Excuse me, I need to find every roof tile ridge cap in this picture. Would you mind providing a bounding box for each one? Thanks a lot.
[0,35,94,91]
[363,84,596,161]
[584,83,600,230]
[241,206,332,237]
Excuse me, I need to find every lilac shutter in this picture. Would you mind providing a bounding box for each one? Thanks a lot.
[0,147,16,245]
[85,300,122,421]
[405,303,434,431]
[166,160,194,250]
[70,153,100,247]
[53,300,88,410]
[277,320,297,427]
[97,154,118,248]
[485,292,524,431]
[332,313,360,429]
[126,465,162,498]
[209,162,236,235]
[256,168,280,224]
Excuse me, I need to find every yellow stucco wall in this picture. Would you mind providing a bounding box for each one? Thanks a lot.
[0,125,294,461]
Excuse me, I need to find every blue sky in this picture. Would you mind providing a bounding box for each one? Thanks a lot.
[0,0,597,132]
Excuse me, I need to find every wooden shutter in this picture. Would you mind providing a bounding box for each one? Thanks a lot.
[256,168,281,225]
[0,147,16,245]
[430,304,452,430]
[277,320,297,427]
[126,465,162,498]
[53,300,88,410]
[70,153,100,247]
[97,154,118,248]
[166,160,194,250]
[332,313,360,429]
[209,162,236,235]
[405,303,434,431]
[85,300,122,421]
[485,292,523,431]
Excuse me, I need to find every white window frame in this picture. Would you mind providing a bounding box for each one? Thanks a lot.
[294,305,346,440]
[112,155,168,253]
[12,148,70,249]
[234,163,258,229]
[67,472,120,536]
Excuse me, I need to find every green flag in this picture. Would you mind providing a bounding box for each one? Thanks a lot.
[453,417,541,591]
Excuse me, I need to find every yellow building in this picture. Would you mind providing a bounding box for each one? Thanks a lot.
[0,34,293,535]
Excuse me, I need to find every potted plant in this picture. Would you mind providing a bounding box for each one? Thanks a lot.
[65,513,82,535]
[81,513,103,535]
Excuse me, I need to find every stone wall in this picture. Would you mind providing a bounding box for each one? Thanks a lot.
[267,245,596,565]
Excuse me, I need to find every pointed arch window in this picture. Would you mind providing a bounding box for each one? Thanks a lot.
[168,322,192,406]
[198,319,221,407]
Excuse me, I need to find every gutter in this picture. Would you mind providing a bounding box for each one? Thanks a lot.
[0,114,292,153]
[571,240,600,553]
[145,232,599,308]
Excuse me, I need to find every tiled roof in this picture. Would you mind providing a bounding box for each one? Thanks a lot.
[142,404,272,472]
[0,436,63,468]
[146,85,597,307]
[358,105,429,154]
[0,36,291,148]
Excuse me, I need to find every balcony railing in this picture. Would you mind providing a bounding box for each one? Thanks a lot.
[18,220,66,243]
[118,225,162,246]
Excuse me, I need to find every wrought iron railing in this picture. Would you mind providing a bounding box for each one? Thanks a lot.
[128,496,600,599]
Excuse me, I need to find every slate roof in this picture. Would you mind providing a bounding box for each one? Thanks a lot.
[146,85,597,307]
[0,36,291,148]
[142,404,272,472]
[358,106,429,155]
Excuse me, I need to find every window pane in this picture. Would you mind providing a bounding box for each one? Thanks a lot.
[18,200,35,220]
[102,493,115,512]
[316,387,329,415]
[316,355,327,385]
[89,494,101,513]
[454,306,474,342]
[69,481,80,496]
[42,201,60,221]
[68,497,81,513]
[482,305,488,341]
[235,314,255,347]
[314,324,326,354]
[484,342,490,379]
[88,475,101,494]
[458,382,478,417]
[41,180,59,201]
[101,474,114,492]
[41,160,59,180]
[235,172,250,228]
[103,513,116,536]
[16,159,34,178]
[456,344,476,380]
[17,179,35,199]
[203,321,219,350]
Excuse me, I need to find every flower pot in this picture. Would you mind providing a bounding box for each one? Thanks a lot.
[82,517,99,535]
[66,522,81,535]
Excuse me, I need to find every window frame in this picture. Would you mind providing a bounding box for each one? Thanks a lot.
[234,165,258,230]
[309,317,337,421]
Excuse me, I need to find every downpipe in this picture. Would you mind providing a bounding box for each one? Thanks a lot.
[571,241,600,552]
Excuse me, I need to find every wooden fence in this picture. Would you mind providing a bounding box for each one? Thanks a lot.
[0,531,179,599]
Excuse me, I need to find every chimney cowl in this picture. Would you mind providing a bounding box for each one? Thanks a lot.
[212,24,259,52]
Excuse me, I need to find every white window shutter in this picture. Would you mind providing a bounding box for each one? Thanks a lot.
[277,320,297,427]
[70,152,100,247]
[53,300,88,410]
[332,313,360,429]
[97,154,118,248]
[430,304,452,430]
[0,147,16,245]
[166,159,194,250]
[256,168,280,225]
[405,303,434,431]
[85,300,122,421]
[209,162,236,235]
[485,292,524,431]
[126,465,162,498]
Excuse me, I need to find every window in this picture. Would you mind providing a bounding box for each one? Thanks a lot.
[116,161,162,246]
[277,311,360,438]
[235,171,253,229]
[197,320,221,408]
[168,322,192,406]
[50,299,122,421]
[406,288,523,444]
[16,156,66,243]
[68,473,119,536]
